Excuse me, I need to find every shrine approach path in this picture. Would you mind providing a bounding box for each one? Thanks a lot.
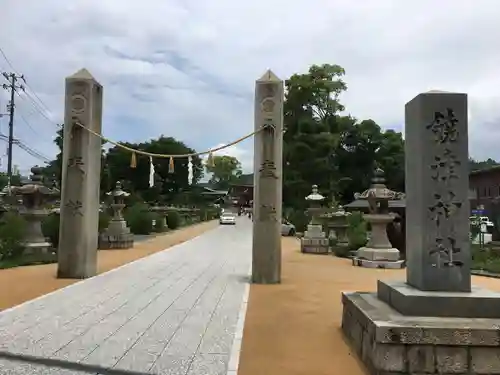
[0,219,252,375]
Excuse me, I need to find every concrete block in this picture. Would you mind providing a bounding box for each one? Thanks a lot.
[341,291,500,374]
[378,279,500,318]
[436,346,468,373]
[407,345,434,373]
[470,347,500,374]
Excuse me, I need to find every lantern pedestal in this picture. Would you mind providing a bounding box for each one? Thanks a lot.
[99,182,134,250]
[300,185,329,254]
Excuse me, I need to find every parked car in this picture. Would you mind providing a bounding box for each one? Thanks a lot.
[219,212,236,225]
[281,220,296,236]
[470,215,494,228]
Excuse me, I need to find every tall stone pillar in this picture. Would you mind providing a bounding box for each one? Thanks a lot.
[57,68,103,279]
[405,91,470,292]
[252,70,283,284]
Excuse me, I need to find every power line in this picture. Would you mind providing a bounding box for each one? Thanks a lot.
[2,71,25,183]
[0,134,51,163]
[0,46,57,125]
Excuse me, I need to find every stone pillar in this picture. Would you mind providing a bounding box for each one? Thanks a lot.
[405,91,470,292]
[57,68,103,279]
[252,70,283,284]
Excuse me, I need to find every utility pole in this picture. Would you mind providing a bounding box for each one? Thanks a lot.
[2,72,25,186]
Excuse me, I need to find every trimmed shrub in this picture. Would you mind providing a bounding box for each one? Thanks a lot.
[124,203,154,235]
[153,213,168,232]
[99,211,111,232]
[346,211,368,250]
[166,210,181,230]
[0,211,27,261]
[42,213,60,249]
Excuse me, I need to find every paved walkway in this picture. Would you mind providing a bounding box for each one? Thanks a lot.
[0,219,252,375]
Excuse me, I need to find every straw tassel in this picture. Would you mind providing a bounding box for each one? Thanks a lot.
[207,151,215,168]
[188,156,193,185]
[130,152,137,168]
[168,156,175,173]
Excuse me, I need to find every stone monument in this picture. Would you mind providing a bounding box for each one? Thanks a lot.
[57,68,103,279]
[341,91,500,375]
[352,168,405,269]
[301,185,329,254]
[12,166,58,260]
[99,182,134,249]
[252,69,283,284]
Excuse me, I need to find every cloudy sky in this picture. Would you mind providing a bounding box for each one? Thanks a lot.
[1,0,499,176]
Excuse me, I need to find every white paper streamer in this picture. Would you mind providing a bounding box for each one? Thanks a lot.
[149,156,155,188]
[188,156,193,185]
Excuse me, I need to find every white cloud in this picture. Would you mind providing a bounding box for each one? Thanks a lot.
[0,0,499,175]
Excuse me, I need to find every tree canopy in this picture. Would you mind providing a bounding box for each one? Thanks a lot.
[283,63,405,208]
[205,155,242,190]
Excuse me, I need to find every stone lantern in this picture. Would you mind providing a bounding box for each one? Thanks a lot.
[99,181,134,249]
[352,168,405,268]
[301,185,329,254]
[321,204,351,247]
[11,166,58,258]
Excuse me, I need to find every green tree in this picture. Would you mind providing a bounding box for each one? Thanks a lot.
[283,63,405,208]
[205,155,242,190]
[469,158,499,171]
[0,172,21,189]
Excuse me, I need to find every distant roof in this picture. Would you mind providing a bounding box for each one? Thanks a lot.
[470,165,500,176]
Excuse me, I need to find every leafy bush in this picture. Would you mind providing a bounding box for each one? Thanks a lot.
[346,211,368,250]
[42,213,60,248]
[333,245,351,258]
[99,211,111,232]
[153,213,167,232]
[124,203,153,235]
[0,211,27,261]
[166,210,181,230]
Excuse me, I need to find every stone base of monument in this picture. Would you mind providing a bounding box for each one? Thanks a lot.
[99,220,134,250]
[24,241,52,255]
[352,246,405,269]
[342,280,500,374]
[300,224,329,254]
[22,242,57,263]
[351,258,405,269]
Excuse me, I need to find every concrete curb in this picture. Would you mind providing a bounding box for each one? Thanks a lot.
[226,270,251,375]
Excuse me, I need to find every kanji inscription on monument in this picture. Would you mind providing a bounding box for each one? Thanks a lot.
[405,91,470,292]
[252,70,284,284]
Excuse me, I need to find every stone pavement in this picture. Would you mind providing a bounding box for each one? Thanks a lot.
[0,219,252,375]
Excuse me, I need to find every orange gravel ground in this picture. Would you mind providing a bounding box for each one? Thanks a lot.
[238,237,500,375]
[0,220,217,311]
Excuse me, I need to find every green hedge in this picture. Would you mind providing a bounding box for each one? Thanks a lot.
[346,211,368,250]
[124,203,154,235]
[166,210,181,230]
[0,211,26,261]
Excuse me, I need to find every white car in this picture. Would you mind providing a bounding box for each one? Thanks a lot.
[220,213,236,225]
[281,220,296,236]
[470,216,494,228]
